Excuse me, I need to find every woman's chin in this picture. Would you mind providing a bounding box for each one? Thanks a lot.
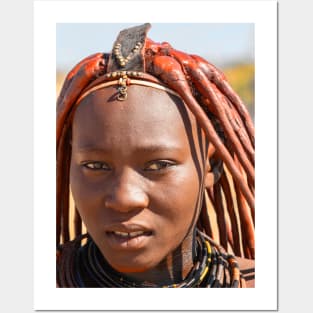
[107,258,156,274]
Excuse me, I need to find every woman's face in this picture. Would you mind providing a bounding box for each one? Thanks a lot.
[70,85,209,274]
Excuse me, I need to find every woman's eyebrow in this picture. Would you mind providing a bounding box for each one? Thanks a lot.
[133,144,184,153]
[74,143,185,154]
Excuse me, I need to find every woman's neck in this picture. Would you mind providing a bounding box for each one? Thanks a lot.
[123,231,195,286]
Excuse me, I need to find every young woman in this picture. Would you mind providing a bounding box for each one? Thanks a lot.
[56,23,255,288]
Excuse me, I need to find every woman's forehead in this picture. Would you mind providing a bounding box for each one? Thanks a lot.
[72,85,202,149]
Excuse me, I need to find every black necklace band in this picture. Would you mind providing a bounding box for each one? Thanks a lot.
[57,230,244,288]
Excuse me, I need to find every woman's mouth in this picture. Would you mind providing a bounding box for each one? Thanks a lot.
[111,230,150,238]
[105,230,153,250]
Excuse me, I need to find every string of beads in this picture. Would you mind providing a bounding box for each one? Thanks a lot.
[113,41,143,67]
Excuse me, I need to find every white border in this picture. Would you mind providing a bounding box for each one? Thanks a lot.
[34,1,277,310]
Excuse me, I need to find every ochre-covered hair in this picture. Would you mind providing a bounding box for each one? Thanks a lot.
[57,24,255,259]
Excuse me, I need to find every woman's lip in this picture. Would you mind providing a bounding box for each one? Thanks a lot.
[104,223,152,233]
[105,231,153,250]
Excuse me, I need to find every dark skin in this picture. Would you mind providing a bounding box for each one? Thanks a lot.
[70,85,254,286]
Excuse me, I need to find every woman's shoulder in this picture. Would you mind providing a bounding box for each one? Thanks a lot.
[237,257,255,288]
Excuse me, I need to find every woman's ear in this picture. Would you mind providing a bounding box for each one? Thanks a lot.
[204,144,223,188]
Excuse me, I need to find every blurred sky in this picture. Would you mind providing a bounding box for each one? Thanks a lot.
[56,23,254,72]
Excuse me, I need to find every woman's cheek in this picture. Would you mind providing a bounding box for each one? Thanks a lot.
[70,165,103,210]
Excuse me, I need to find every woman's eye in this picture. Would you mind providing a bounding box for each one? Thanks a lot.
[144,160,175,171]
[82,162,110,170]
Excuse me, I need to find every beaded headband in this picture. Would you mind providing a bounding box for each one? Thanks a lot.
[76,73,181,104]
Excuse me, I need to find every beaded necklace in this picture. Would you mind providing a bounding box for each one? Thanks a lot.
[57,230,245,288]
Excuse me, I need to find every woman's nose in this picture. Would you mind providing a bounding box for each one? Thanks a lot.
[104,168,149,213]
